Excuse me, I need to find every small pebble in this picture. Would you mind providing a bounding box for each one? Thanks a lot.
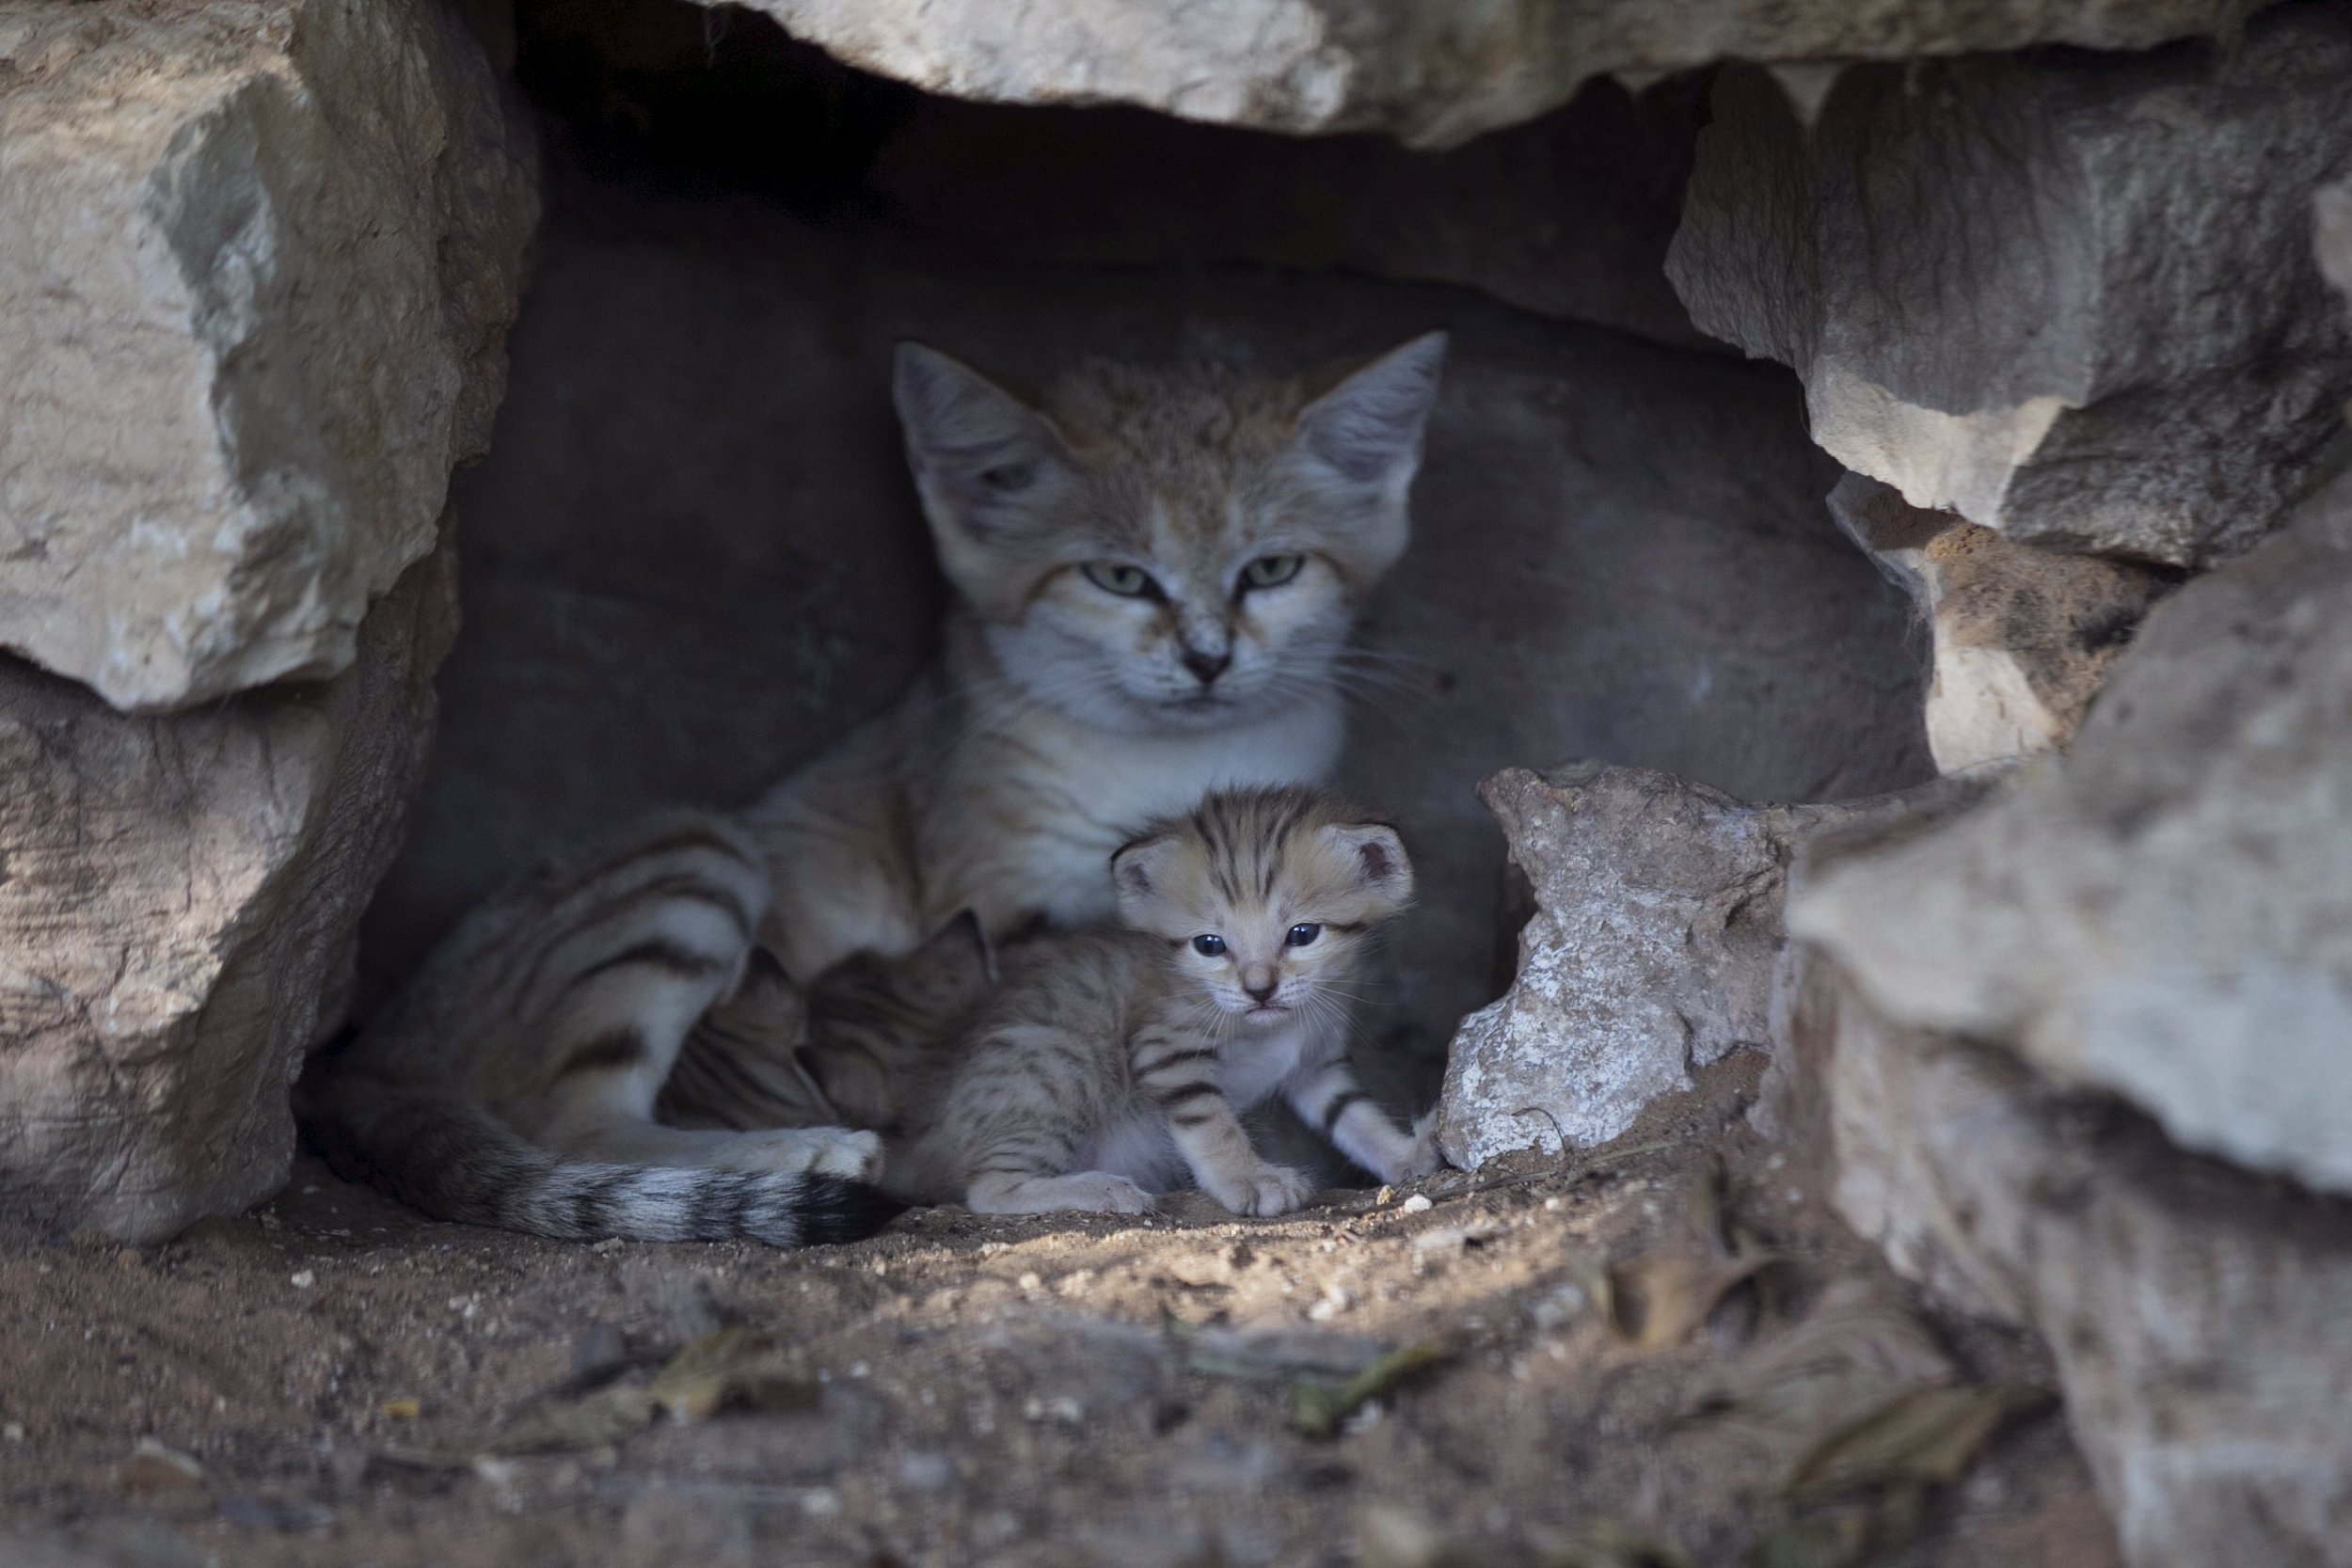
[1400,1194,1433,1214]
[1015,1271,1041,1291]
[3,1423,24,1443]
[289,1269,315,1290]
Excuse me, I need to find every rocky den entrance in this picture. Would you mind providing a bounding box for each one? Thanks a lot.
[4,3,2350,1565]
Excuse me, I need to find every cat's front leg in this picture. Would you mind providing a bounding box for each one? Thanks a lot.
[1136,1030,1310,1216]
[1285,1060,1442,1186]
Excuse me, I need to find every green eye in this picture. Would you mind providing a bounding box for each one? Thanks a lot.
[1240,554,1304,590]
[1083,562,1158,598]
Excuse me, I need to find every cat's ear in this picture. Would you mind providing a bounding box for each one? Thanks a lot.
[1318,821,1415,913]
[1293,331,1447,495]
[893,342,1068,546]
[1110,832,1184,930]
[913,909,998,996]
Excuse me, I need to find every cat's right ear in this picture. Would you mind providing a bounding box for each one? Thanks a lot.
[893,343,1067,551]
[1110,832,1183,930]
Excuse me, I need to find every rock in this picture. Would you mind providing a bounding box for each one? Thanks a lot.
[1773,939,2352,1568]
[1790,464,2352,1196]
[1828,473,2173,773]
[867,77,1706,345]
[0,0,534,711]
[1667,9,2352,568]
[0,536,457,1243]
[1435,765,1964,1170]
[711,0,2252,148]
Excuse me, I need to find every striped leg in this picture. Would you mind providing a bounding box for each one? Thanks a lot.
[1286,1060,1440,1186]
[957,1024,1153,1214]
[1137,1022,1310,1217]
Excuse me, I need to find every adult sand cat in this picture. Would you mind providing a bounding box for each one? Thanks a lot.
[304,337,1443,1243]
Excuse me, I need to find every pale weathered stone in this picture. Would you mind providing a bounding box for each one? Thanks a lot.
[713,0,2255,149]
[0,537,457,1243]
[1791,465,2352,1196]
[1669,8,2352,567]
[0,0,534,711]
[1773,941,2352,1568]
[1435,765,1959,1170]
[1828,473,2172,773]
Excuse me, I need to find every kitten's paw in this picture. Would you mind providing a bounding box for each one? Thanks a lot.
[1382,1111,1447,1185]
[1209,1162,1313,1218]
[721,1127,883,1180]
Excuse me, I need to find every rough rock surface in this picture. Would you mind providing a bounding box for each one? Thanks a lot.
[1669,9,2352,568]
[1828,473,2172,773]
[1791,465,2352,1196]
[714,0,2258,148]
[1435,765,1958,1170]
[0,539,457,1243]
[0,0,533,710]
[360,194,1934,1055]
[1771,940,2352,1568]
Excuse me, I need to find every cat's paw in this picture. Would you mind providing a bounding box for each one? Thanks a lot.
[968,1170,1156,1215]
[1380,1111,1447,1185]
[721,1127,883,1180]
[1208,1162,1313,1218]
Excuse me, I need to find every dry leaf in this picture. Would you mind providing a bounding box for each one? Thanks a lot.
[1746,1509,1871,1568]
[1597,1253,1778,1352]
[1290,1338,1452,1437]
[647,1328,818,1420]
[1540,1519,1695,1568]
[1782,1383,2051,1501]
[483,1380,657,1455]
[119,1439,208,1499]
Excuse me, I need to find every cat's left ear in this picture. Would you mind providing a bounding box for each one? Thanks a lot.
[1318,821,1415,913]
[1110,832,1184,931]
[1293,331,1447,496]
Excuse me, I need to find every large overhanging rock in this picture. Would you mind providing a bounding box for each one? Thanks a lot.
[1668,8,2352,568]
[0,538,457,1243]
[0,0,534,711]
[711,0,2258,148]
[1789,464,2352,1197]
[1436,765,1969,1169]
[1771,940,2352,1568]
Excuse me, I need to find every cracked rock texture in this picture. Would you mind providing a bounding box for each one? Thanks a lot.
[1435,765,1957,1170]
[1828,473,2172,773]
[0,0,533,711]
[1669,8,2352,568]
[0,539,457,1243]
[1790,465,2352,1197]
[714,0,2261,148]
[1769,938,2352,1568]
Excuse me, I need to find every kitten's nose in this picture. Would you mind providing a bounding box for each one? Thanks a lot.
[1182,647,1232,686]
[1243,971,1279,1003]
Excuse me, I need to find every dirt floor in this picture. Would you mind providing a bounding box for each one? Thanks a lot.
[0,1059,2120,1568]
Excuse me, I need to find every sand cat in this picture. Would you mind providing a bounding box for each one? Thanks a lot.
[885,787,1439,1217]
[307,337,1443,1242]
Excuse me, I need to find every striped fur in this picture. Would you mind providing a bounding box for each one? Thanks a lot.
[300,815,900,1247]
[884,787,1442,1217]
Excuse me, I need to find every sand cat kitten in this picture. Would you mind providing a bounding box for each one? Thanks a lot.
[885,787,1440,1217]
[299,816,979,1245]
[736,333,1448,986]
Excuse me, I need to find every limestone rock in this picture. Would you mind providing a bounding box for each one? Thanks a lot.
[0,536,457,1243]
[0,0,534,711]
[715,0,2253,148]
[1669,9,2352,567]
[1828,473,2172,773]
[1790,464,2352,1196]
[1435,765,1958,1169]
[1775,941,2352,1568]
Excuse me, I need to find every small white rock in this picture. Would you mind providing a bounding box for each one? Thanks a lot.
[1400,1194,1434,1214]
[289,1269,315,1290]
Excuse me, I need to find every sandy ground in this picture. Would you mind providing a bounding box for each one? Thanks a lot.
[0,1059,2119,1568]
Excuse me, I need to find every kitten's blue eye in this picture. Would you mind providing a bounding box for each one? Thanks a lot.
[1191,934,1227,957]
[1285,923,1322,947]
[1240,554,1304,591]
[1084,562,1160,599]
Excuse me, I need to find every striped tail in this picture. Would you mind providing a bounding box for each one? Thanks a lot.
[303,1079,900,1248]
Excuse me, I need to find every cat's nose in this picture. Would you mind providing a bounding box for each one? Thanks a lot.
[1182,647,1231,686]
[1243,972,1279,1003]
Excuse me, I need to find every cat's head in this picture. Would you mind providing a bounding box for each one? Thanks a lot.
[892,334,1447,733]
[1110,785,1413,1027]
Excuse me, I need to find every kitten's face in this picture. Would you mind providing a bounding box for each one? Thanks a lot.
[894,336,1446,735]
[1112,788,1413,1029]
